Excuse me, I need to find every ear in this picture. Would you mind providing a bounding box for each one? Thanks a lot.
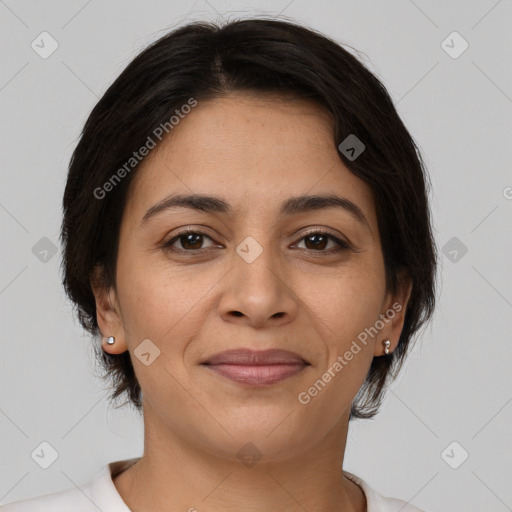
[90,265,128,355]
[373,270,413,357]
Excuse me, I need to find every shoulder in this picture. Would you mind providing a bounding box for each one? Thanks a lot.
[0,485,93,512]
[344,471,427,512]
[0,459,137,512]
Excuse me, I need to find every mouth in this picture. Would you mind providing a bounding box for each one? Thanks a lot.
[201,349,310,386]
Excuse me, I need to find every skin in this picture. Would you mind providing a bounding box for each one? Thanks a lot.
[92,91,412,512]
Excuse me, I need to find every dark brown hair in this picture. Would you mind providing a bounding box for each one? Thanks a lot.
[60,17,437,419]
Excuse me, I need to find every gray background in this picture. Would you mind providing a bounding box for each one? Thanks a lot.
[1,1,511,511]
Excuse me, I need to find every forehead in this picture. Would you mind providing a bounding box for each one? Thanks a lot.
[124,92,376,226]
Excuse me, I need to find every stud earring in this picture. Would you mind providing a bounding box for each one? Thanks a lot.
[106,336,116,345]
[383,339,391,355]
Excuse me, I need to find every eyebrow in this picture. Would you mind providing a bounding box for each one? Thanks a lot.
[141,192,371,231]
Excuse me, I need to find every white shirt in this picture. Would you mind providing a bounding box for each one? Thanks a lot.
[0,458,426,512]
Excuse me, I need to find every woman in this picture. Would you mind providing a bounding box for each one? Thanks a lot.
[2,17,437,512]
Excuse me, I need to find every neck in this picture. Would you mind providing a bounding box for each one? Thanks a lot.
[113,405,366,512]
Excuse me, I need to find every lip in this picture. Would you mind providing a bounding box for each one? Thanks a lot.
[201,349,309,386]
[203,348,308,366]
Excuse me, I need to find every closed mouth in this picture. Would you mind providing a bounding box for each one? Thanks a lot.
[201,348,309,386]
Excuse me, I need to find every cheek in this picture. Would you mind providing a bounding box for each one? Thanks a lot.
[116,251,219,345]
[303,264,386,344]
[115,257,213,395]
[300,274,383,412]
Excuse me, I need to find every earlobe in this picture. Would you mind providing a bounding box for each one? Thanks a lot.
[90,266,128,354]
[374,272,413,357]
[101,334,127,355]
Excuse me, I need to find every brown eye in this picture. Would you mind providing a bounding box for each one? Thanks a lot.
[178,233,204,250]
[304,233,328,250]
[295,231,349,253]
[164,230,217,252]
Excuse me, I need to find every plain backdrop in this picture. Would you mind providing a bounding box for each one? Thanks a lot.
[0,1,511,511]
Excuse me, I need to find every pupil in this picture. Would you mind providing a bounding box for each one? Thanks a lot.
[183,233,202,249]
[179,234,329,251]
[307,234,327,250]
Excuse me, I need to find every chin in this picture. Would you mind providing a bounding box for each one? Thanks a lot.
[201,414,313,461]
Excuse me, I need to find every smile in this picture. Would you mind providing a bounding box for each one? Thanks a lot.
[201,348,310,386]
[203,362,307,386]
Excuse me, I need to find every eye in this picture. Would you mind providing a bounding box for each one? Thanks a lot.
[161,228,350,255]
[163,229,219,252]
[293,230,350,254]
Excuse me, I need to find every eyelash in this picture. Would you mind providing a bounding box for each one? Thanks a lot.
[162,228,350,255]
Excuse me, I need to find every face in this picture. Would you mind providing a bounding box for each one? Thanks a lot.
[94,92,411,461]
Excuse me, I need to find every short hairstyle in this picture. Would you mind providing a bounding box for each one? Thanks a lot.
[60,17,437,419]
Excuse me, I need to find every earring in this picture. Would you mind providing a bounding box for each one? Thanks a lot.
[383,339,391,355]
[106,336,116,345]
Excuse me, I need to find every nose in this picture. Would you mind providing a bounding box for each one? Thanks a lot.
[218,239,298,329]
